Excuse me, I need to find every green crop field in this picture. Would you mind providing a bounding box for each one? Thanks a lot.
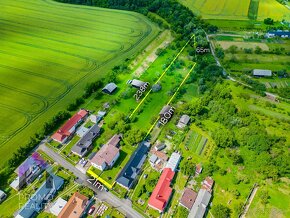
[0,0,159,167]
[179,0,290,21]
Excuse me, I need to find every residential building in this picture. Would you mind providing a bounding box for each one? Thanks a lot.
[50,198,67,216]
[0,190,6,203]
[90,144,120,171]
[52,109,89,143]
[71,124,101,157]
[58,192,88,218]
[148,168,175,213]
[76,126,89,138]
[102,83,117,94]
[10,152,47,191]
[149,150,168,172]
[266,30,290,38]
[107,134,122,147]
[252,69,272,77]
[177,115,190,129]
[165,152,181,172]
[116,141,150,189]
[179,188,198,210]
[202,177,214,192]
[188,189,212,218]
[16,174,64,218]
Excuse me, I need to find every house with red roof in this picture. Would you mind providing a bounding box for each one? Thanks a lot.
[148,168,175,213]
[51,109,89,143]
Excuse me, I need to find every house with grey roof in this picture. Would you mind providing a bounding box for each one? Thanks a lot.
[71,124,100,157]
[129,79,146,89]
[116,142,150,189]
[252,69,272,77]
[102,83,117,94]
[188,189,212,218]
[15,174,64,218]
[177,115,190,129]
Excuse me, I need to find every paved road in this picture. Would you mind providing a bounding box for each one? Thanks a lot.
[39,144,144,218]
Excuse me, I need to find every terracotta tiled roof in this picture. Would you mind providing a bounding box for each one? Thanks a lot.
[58,192,88,218]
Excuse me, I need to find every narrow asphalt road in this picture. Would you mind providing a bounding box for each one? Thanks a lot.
[39,144,144,218]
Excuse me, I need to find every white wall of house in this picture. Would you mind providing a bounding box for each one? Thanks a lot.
[108,152,120,168]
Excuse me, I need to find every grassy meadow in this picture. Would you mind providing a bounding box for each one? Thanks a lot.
[0,0,159,166]
[179,0,290,21]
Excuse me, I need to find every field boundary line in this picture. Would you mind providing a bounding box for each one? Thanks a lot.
[145,63,196,137]
[129,34,195,119]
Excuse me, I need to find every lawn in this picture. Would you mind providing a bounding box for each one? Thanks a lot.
[0,0,159,167]
[179,0,289,21]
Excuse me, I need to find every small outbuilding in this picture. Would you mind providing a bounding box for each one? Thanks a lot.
[0,190,7,203]
[252,69,272,77]
[128,79,146,89]
[102,83,117,94]
[177,115,190,129]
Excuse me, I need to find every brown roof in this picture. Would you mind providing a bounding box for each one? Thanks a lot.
[91,143,119,166]
[151,150,168,162]
[180,188,197,210]
[107,134,122,147]
[195,164,202,174]
[58,192,88,218]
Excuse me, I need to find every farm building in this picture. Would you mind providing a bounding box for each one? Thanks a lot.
[50,198,67,216]
[0,190,6,203]
[116,141,150,189]
[102,83,117,94]
[154,143,166,151]
[165,152,181,172]
[71,124,101,157]
[252,69,272,77]
[148,168,175,212]
[90,144,120,171]
[202,177,214,193]
[15,174,64,218]
[159,105,174,118]
[188,189,212,218]
[58,192,88,218]
[128,79,146,88]
[177,114,190,129]
[179,188,198,210]
[10,152,47,191]
[89,111,106,123]
[266,30,290,38]
[51,109,89,144]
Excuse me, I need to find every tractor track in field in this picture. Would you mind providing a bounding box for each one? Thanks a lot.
[0,0,155,148]
[3,2,138,34]
[0,50,80,73]
[0,25,124,52]
[3,12,142,38]
[0,20,124,52]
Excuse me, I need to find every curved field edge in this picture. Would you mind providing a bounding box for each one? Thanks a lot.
[0,0,160,167]
[178,0,290,21]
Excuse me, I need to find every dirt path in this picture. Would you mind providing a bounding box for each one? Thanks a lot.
[131,30,174,77]
[241,186,259,218]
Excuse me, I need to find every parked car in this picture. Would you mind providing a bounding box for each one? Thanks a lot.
[88,206,95,215]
